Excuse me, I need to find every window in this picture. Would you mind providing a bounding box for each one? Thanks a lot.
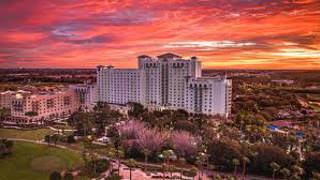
[47,99,54,109]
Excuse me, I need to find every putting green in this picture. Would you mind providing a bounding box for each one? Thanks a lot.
[0,141,83,180]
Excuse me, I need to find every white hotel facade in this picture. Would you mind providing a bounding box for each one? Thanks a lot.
[97,53,232,117]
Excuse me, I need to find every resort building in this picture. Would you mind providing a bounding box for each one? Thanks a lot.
[6,89,80,125]
[0,91,15,109]
[97,53,232,117]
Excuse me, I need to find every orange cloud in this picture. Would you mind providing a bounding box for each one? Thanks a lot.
[0,0,319,69]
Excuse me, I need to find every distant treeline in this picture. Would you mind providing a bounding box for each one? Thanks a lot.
[0,75,89,84]
[0,68,96,75]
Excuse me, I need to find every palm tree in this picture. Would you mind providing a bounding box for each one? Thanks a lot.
[110,128,122,174]
[197,152,208,178]
[162,149,176,164]
[161,163,167,180]
[83,137,98,174]
[241,156,250,179]
[232,158,240,177]
[142,148,151,172]
[168,164,175,179]
[127,159,136,180]
[81,113,94,137]
[280,168,291,180]
[288,135,298,153]
[159,150,177,180]
[270,162,280,180]
[116,149,124,174]
[190,167,198,180]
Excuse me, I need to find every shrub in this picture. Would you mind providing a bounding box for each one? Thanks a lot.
[63,172,73,180]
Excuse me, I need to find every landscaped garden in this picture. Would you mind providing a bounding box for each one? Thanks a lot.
[0,141,84,180]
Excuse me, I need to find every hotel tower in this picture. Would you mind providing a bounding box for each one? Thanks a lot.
[97,53,232,117]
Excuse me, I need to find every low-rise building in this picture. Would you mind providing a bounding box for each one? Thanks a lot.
[6,89,80,125]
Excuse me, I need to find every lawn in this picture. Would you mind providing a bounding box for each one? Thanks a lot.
[0,141,84,180]
[0,128,55,141]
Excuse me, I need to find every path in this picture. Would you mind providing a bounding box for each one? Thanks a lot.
[48,126,76,132]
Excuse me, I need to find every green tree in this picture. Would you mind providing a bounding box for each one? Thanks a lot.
[128,102,145,118]
[69,112,94,136]
[83,137,101,176]
[51,134,60,146]
[208,139,242,171]
[0,139,13,158]
[44,135,51,145]
[109,127,123,174]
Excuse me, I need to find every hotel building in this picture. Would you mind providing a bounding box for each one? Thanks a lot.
[70,84,97,111]
[97,53,232,117]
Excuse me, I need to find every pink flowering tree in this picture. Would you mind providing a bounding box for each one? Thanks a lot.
[170,131,200,159]
[118,120,146,140]
[136,128,169,166]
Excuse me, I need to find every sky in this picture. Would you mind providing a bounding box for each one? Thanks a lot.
[0,0,319,69]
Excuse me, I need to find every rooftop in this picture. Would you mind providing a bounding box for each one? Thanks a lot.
[157,53,182,59]
[137,55,151,59]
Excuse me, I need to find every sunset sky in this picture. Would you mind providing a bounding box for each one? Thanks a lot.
[0,0,319,69]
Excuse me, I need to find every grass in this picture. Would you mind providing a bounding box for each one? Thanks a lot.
[30,156,66,171]
[0,141,84,180]
[0,128,55,141]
